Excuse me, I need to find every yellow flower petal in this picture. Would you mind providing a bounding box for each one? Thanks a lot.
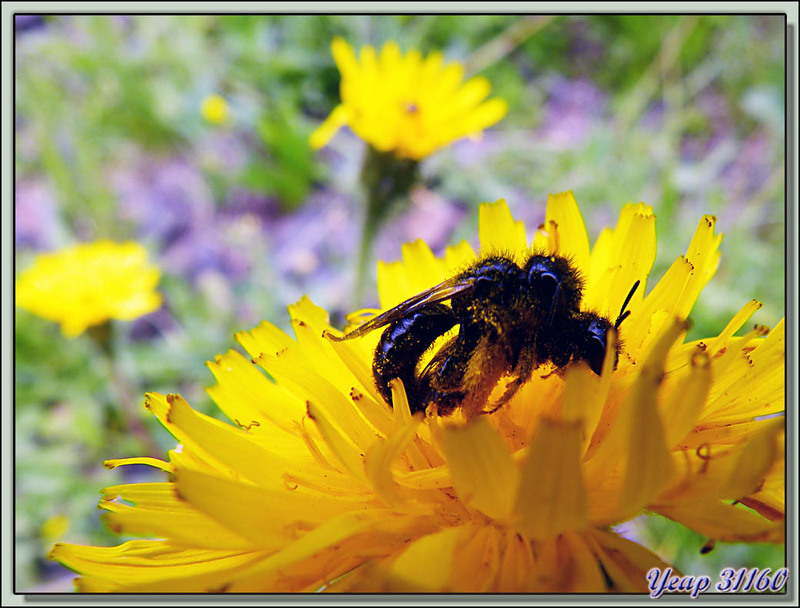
[479,199,527,260]
[206,350,305,434]
[514,418,588,539]
[585,202,655,318]
[377,258,413,310]
[655,501,783,544]
[40,514,70,542]
[309,104,351,149]
[330,37,358,79]
[660,416,783,506]
[494,530,535,592]
[104,457,174,473]
[230,510,428,592]
[586,528,672,592]
[328,341,395,434]
[447,525,502,592]
[174,468,377,550]
[400,238,448,295]
[660,347,712,446]
[628,216,722,353]
[624,256,693,357]
[440,418,518,520]
[304,399,373,487]
[444,239,478,272]
[586,318,686,522]
[363,412,423,506]
[530,533,608,592]
[705,299,763,355]
[235,320,296,358]
[158,392,306,487]
[681,215,723,314]
[561,356,615,456]
[387,525,463,591]
[258,349,379,453]
[741,427,785,523]
[718,417,783,500]
[50,541,265,593]
[542,191,591,271]
[100,483,255,550]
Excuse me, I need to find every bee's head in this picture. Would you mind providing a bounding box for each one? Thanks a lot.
[573,280,640,375]
[573,314,616,375]
[523,255,584,322]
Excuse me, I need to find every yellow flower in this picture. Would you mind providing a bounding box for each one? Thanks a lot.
[16,241,162,337]
[50,195,784,592]
[40,514,71,543]
[201,94,231,125]
[310,38,508,160]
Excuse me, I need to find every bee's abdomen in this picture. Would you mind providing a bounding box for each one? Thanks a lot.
[373,303,458,412]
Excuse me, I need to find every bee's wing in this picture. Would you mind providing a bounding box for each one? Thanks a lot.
[328,276,475,341]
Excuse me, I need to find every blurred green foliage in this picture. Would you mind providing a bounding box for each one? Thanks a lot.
[14,14,785,591]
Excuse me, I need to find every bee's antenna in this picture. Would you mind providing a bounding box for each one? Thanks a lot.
[614,280,640,329]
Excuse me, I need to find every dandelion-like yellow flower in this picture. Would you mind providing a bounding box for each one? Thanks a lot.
[40,515,71,543]
[16,241,162,337]
[201,94,231,126]
[310,38,508,160]
[50,195,784,592]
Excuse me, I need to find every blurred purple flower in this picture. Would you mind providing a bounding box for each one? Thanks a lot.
[15,180,61,249]
[112,158,249,282]
[540,76,607,148]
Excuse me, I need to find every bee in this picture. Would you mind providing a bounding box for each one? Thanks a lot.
[328,253,639,419]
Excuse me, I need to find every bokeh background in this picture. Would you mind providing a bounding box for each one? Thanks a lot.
[14,14,786,592]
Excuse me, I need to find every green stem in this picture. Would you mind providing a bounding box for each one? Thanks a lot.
[354,147,419,304]
[88,322,161,458]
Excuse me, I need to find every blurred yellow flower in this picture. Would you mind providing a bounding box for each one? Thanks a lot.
[201,94,231,125]
[310,38,508,160]
[41,514,71,543]
[16,241,162,337]
[50,196,783,592]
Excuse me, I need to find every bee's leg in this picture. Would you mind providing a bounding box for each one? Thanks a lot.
[425,388,466,417]
[413,338,461,416]
[413,325,485,416]
[433,328,513,419]
[420,323,481,388]
[483,374,528,414]
[482,342,537,414]
[373,303,458,414]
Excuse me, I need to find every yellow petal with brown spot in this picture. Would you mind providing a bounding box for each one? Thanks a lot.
[544,191,591,270]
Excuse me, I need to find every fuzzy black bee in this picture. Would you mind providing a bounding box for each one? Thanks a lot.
[329,253,638,418]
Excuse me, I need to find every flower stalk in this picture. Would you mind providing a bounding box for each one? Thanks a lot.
[356,147,419,300]
[86,321,161,458]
